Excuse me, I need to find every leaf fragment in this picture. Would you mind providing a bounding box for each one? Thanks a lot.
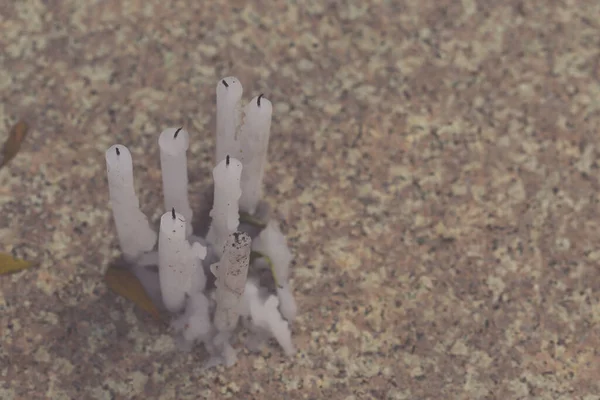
[104,265,163,321]
[0,120,28,168]
[239,211,267,229]
[0,252,34,275]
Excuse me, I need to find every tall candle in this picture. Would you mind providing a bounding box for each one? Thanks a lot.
[211,231,251,332]
[105,144,157,262]
[158,209,207,313]
[158,127,193,235]
[206,155,243,253]
[215,77,243,164]
[239,94,273,214]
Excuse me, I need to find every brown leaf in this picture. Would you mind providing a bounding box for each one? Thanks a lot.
[104,265,163,321]
[0,120,28,168]
[239,211,267,229]
[0,252,34,275]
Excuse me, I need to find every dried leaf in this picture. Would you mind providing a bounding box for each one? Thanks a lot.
[239,211,267,229]
[105,265,162,321]
[0,120,28,168]
[0,252,34,275]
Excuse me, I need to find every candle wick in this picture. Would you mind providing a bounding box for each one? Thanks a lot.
[172,207,176,219]
[115,147,120,156]
[226,155,230,166]
[174,127,182,139]
[222,79,229,88]
[257,94,264,107]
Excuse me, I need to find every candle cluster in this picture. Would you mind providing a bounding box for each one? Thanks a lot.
[105,77,296,368]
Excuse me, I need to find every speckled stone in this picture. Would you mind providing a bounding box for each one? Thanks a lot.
[1,1,599,399]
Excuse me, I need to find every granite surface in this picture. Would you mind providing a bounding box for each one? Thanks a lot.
[1,1,600,399]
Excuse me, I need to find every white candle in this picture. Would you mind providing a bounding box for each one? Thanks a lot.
[105,144,157,262]
[206,155,243,252]
[215,77,243,164]
[211,231,251,332]
[158,209,207,313]
[158,127,193,235]
[239,94,273,214]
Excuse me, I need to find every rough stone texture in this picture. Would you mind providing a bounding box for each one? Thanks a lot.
[1,1,599,399]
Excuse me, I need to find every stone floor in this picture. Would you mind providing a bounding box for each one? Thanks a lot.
[1,1,599,399]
